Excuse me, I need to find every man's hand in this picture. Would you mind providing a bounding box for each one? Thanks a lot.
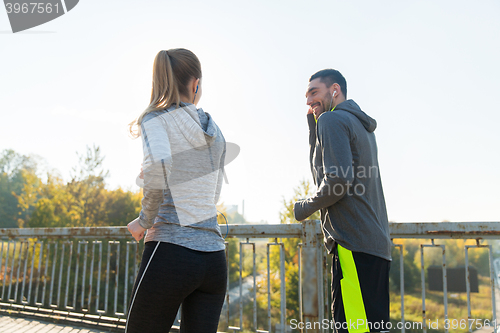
[307,106,315,115]
[128,217,146,242]
[293,202,304,222]
[139,163,144,179]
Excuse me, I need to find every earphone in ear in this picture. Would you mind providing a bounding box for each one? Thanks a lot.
[193,84,199,103]
[328,90,338,111]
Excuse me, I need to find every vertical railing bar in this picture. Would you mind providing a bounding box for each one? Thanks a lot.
[64,241,73,309]
[322,244,328,324]
[27,241,37,305]
[421,241,449,333]
[13,241,25,302]
[464,241,497,333]
[298,243,303,325]
[81,241,88,311]
[8,241,17,302]
[225,241,230,329]
[0,240,4,301]
[267,242,272,333]
[420,244,427,333]
[235,239,258,331]
[87,241,95,312]
[96,241,103,313]
[315,241,324,326]
[239,241,244,330]
[327,245,332,326]
[2,240,11,300]
[46,242,57,307]
[105,241,111,314]
[13,241,20,302]
[20,241,30,304]
[57,242,65,308]
[124,241,130,315]
[2,241,10,301]
[49,242,57,307]
[279,241,286,333]
[315,240,324,327]
[401,244,405,333]
[134,241,138,280]
[132,241,139,314]
[18,241,28,303]
[465,245,471,332]
[43,242,51,306]
[393,244,405,333]
[253,242,257,331]
[441,244,448,333]
[114,241,120,315]
[265,238,286,333]
[73,241,81,310]
[35,241,44,306]
[487,244,497,332]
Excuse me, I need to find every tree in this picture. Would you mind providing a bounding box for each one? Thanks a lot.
[10,145,144,228]
[0,149,42,227]
[66,144,110,227]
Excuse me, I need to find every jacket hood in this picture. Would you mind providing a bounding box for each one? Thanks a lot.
[169,103,218,149]
[335,99,377,132]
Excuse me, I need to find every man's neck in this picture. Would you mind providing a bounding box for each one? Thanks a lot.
[332,97,347,109]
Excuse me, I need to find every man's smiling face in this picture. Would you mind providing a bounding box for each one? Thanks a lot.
[305,78,333,119]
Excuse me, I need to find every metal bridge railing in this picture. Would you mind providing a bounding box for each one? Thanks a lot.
[0,221,499,333]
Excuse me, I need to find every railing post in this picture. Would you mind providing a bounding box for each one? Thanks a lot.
[301,220,322,332]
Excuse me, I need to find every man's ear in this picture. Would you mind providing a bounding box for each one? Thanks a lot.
[332,83,340,95]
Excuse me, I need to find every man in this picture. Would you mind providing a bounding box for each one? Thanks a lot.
[294,69,392,333]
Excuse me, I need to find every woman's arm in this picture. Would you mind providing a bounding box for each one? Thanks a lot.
[214,140,226,205]
[136,113,173,230]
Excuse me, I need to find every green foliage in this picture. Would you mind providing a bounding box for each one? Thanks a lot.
[279,179,321,225]
[0,149,40,227]
[390,240,421,292]
[0,146,142,228]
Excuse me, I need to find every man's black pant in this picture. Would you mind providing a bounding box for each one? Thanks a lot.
[332,244,391,333]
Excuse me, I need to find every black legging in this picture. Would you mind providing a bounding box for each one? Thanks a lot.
[126,241,227,333]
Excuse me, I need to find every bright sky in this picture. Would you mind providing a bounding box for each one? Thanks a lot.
[1,0,499,224]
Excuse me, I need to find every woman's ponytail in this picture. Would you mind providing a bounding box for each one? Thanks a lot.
[129,48,201,138]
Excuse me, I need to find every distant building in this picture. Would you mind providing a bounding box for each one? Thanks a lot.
[226,205,238,215]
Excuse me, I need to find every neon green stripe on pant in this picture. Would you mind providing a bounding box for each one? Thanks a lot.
[338,244,369,333]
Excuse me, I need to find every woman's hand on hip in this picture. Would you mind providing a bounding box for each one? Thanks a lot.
[128,218,146,242]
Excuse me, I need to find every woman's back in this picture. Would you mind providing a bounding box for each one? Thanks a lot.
[138,102,226,251]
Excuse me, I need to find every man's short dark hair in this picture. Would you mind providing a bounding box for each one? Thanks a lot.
[309,69,347,97]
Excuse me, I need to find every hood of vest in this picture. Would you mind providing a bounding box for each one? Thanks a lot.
[169,104,218,149]
[334,99,377,133]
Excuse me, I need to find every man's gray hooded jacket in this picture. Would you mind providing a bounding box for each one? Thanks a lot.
[294,99,392,261]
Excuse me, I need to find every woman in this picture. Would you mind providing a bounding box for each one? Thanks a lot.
[126,48,227,333]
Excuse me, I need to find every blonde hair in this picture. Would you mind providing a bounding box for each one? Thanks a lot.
[129,48,202,138]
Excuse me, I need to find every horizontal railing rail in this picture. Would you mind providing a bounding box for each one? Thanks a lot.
[2,221,500,239]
